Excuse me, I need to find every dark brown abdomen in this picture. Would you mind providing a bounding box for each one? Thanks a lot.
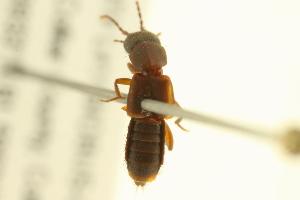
[125,117,165,186]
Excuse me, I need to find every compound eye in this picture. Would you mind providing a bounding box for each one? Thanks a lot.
[124,31,161,53]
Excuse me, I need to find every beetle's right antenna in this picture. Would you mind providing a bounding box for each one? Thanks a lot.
[136,1,145,31]
[100,15,129,35]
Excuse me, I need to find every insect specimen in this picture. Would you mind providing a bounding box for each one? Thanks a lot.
[100,1,186,186]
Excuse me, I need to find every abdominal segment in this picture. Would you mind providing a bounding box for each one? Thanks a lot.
[125,117,165,186]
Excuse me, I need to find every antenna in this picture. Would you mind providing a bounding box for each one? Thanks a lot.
[135,1,145,31]
[100,15,129,35]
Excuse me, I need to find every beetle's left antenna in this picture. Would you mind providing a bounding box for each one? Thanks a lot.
[100,15,129,35]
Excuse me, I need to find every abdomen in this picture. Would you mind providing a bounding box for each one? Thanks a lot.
[125,117,165,186]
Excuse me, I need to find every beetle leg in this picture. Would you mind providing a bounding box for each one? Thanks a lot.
[165,122,174,151]
[174,118,189,132]
[99,78,131,102]
[174,101,189,132]
[127,63,139,74]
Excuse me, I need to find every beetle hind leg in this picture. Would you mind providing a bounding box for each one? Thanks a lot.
[174,118,189,132]
[165,122,174,151]
[174,101,189,132]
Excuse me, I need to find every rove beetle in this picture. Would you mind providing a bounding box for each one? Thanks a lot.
[100,1,187,186]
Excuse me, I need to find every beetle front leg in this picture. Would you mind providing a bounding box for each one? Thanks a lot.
[127,63,139,74]
[100,78,131,102]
